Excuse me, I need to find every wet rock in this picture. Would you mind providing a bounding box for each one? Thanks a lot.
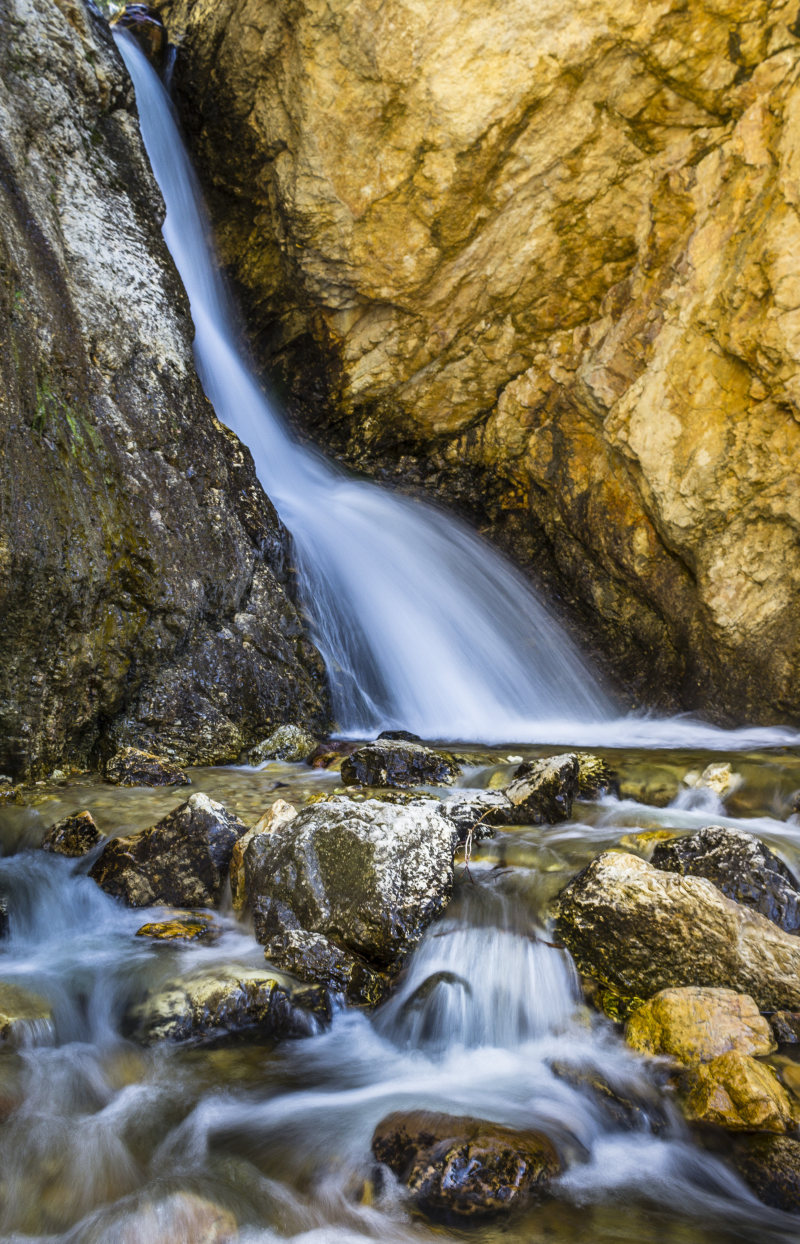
[0,784,23,806]
[247,796,457,972]
[135,912,220,943]
[262,929,387,1007]
[230,799,297,913]
[82,1190,238,1242]
[0,899,8,940]
[372,1111,561,1220]
[90,793,246,908]
[651,827,800,934]
[625,987,775,1067]
[770,1012,800,1044]
[681,763,742,799]
[439,790,509,841]
[0,982,53,1046]
[555,851,800,1011]
[732,1134,800,1213]
[576,753,617,799]
[341,740,460,788]
[245,725,318,764]
[617,829,679,858]
[505,753,579,824]
[128,966,324,1044]
[105,747,190,788]
[548,1059,670,1133]
[377,730,423,743]
[307,740,358,770]
[683,1051,797,1133]
[42,810,104,857]
[112,5,167,70]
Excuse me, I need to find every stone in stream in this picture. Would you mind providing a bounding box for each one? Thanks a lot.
[340,739,460,788]
[0,982,53,1046]
[81,1189,238,1242]
[230,799,298,913]
[575,753,617,799]
[42,811,105,857]
[372,1111,562,1219]
[732,1135,800,1212]
[128,966,326,1044]
[244,724,318,764]
[770,1012,800,1044]
[650,826,800,934]
[135,912,220,943]
[555,851,800,1012]
[504,753,579,824]
[90,794,246,908]
[625,987,776,1066]
[105,747,190,788]
[261,928,388,1007]
[245,796,457,984]
[438,790,510,841]
[683,1050,797,1133]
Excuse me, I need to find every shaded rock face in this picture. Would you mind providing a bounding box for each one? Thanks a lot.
[158,0,800,723]
[261,928,387,1007]
[733,1134,800,1212]
[246,796,457,973]
[0,0,329,781]
[105,747,189,788]
[89,793,246,907]
[555,851,800,1011]
[341,740,460,789]
[372,1111,561,1220]
[651,827,800,934]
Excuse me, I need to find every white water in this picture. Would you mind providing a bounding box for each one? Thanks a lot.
[114,31,800,753]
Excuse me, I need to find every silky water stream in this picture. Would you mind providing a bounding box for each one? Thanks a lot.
[2,26,800,1243]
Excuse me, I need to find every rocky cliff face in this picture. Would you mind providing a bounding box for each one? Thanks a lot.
[0,0,329,780]
[158,0,800,722]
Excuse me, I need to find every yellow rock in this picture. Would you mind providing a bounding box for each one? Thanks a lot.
[135,914,218,943]
[684,1050,798,1132]
[618,829,677,856]
[626,986,776,1066]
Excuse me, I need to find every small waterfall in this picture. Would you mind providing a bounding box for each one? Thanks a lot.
[114,32,611,741]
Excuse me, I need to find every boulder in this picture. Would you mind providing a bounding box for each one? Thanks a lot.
[42,810,104,857]
[555,851,800,1011]
[230,799,297,913]
[625,987,776,1067]
[504,754,579,824]
[341,740,460,788]
[372,1111,561,1220]
[105,747,190,788]
[732,1134,800,1212]
[439,790,509,841]
[261,929,387,1007]
[90,794,246,908]
[246,796,457,972]
[683,1051,797,1133]
[0,982,53,1046]
[651,827,800,933]
[244,725,318,764]
[135,913,220,943]
[128,966,325,1044]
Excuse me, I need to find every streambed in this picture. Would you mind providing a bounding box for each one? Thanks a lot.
[2,743,800,1242]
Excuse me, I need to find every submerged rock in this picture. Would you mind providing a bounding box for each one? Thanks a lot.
[684,1051,797,1133]
[504,754,579,824]
[651,827,800,934]
[372,1111,561,1220]
[261,929,387,1007]
[548,1059,670,1134]
[82,1190,238,1244]
[128,966,324,1044]
[732,1134,800,1213]
[244,725,318,764]
[555,851,800,1011]
[42,811,104,857]
[105,747,190,788]
[439,790,509,841]
[246,796,457,975]
[90,794,246,908]
[341,740,460,789]
[0,982,53,1046]
[625,987,775,1067]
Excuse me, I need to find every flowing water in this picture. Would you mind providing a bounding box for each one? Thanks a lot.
[3,25,800,1244]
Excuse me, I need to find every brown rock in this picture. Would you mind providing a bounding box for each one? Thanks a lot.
[135,913,220,943]
[372,1110,561,1219]
[42,810,104,856]
[505,753,579,824]
[340,740,460,788]
[770,1011,800,1044]
[105,747,190,788]
[625,987,776,1066]
[684,1050,798,1132]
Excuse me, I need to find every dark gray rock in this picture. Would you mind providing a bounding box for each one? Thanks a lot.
[42,810,104,857]
[128,966,325,1044]
[0,0,328,781]
[246,795,457,972]
[341,740,460,788]
[769,1012,800,1044]
[105,747,189,788]
[262,929,387,1007]
[372,1111,561,1220]
[732,1134,800,1213]
[89,793,246,907]
[505,753,579,824]
[651,827,800,934]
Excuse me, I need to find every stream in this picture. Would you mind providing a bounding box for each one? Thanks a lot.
[2,23,800,1243]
